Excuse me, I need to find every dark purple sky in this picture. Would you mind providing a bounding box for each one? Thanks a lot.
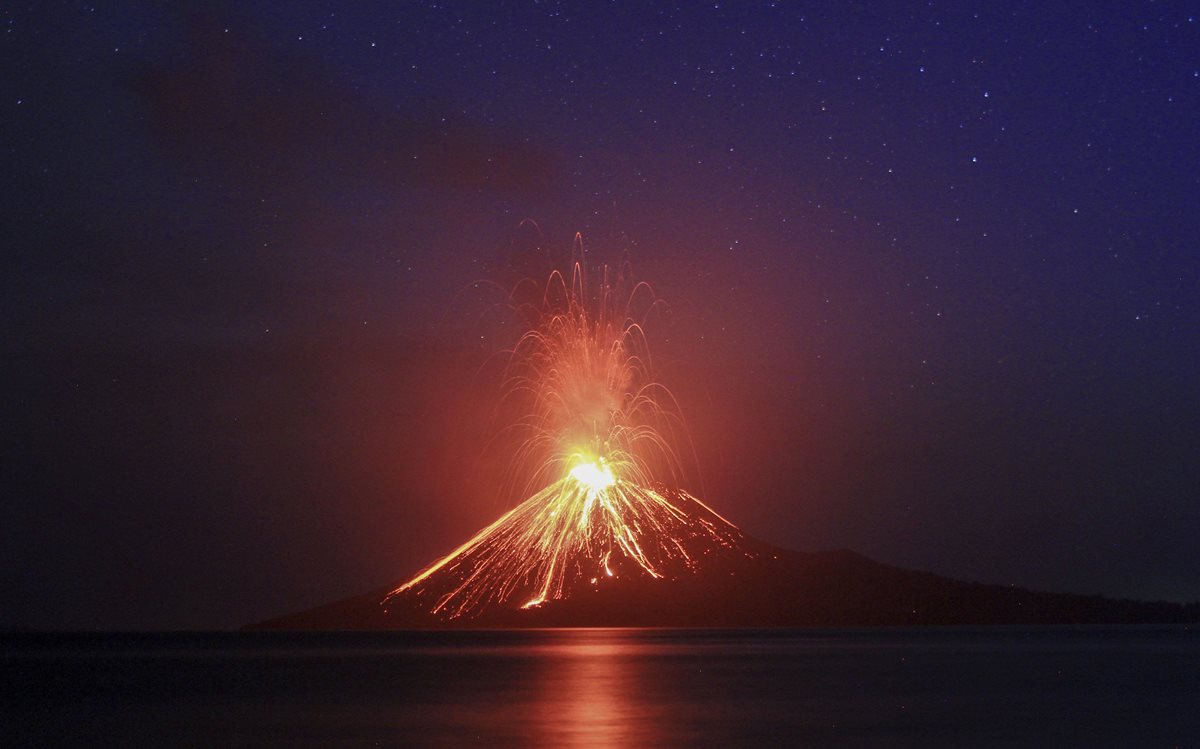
[3,2,1198,629]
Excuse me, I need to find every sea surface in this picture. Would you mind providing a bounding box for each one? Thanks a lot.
[2,626,1196,747]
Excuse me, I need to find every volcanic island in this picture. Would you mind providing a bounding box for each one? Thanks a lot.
[251,255,1196,630]
[251,473,1196,630]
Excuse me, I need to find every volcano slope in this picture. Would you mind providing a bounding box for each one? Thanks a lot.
[249,487,1197,629]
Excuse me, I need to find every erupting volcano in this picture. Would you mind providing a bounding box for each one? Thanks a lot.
[251,236,1198,630]
[385,238,757,621]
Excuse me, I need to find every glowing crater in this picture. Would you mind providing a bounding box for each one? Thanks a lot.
[569,458,615,494]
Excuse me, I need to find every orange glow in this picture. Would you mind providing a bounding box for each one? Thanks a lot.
[532,631,640,748]
[569,456,615,494]
[385,237,751,619]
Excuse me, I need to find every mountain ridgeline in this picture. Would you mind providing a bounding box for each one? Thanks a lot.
[250,504,1198,629]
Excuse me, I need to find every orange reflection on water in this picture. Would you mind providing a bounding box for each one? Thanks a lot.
[527,629,667,748]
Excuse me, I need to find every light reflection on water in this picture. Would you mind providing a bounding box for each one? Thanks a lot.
[396,629,679,747]
[2,627,1198,746]
[537,633,638,748]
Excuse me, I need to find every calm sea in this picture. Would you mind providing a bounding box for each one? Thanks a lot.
[2,627,1196,746]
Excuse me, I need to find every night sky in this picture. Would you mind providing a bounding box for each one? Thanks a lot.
[4,2,1198,629]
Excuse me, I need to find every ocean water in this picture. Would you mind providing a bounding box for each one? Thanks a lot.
[2,627,1196,747]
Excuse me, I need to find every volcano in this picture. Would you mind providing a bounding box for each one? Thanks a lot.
[250,487,1197,629]
[251,252,1197,629]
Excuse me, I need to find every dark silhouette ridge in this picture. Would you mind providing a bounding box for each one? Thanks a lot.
[248,539,1199,630]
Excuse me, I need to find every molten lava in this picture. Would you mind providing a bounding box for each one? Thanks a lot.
[384,237,753,620]
[568,457,615,494]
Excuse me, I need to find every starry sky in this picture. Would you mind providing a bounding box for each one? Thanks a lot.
[3,2,1198,629]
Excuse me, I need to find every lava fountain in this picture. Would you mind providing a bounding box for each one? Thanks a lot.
[384,236,751,620]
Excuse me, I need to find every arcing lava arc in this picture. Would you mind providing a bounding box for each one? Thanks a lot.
[383,237,755,621]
